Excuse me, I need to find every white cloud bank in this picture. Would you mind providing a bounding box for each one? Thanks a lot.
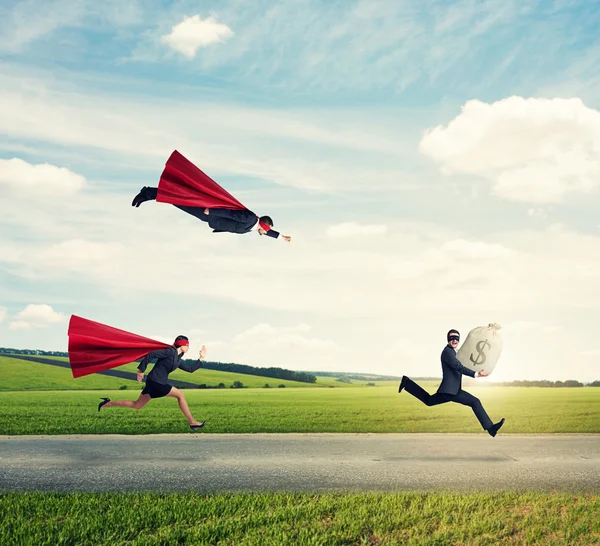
[0,158,86,197]
[160,15,233,57]
[327,222,388,238]
[9,304,66,329]
[420,96,600,204]
[210,323,338,369]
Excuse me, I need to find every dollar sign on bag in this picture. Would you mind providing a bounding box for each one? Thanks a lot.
[470,340,491,366]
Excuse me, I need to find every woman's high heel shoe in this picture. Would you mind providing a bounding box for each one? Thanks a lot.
[98,397,111,412]
[190,420,207,432]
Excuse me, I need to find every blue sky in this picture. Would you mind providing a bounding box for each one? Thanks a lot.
[1,0,600,381]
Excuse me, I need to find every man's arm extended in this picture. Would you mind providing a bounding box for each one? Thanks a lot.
[265,229,292,242]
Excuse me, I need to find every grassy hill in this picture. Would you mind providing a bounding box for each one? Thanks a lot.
[0,356,399,391]
[0,357,140,391]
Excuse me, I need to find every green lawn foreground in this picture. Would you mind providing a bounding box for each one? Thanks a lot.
[1,384,598,435]
[1,491,598,546]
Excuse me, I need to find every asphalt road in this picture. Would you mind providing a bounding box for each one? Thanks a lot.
[0,434,598,493]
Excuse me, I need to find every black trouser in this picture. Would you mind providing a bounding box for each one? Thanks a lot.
[403,377,493,430]
[174,205,209,222]
[143,187,209,223]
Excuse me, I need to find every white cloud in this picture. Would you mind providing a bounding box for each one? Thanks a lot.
[39,239,126,271]
[221,323,336,366]
[0,236,129,282]
[11,304,66,329]
[0,0,86,52]
[501,321,559,335]
[0,0,144,53]
[527,208,548,218]
[326,222,388,238]
[187,328,208,338]
[382,339,412,359]
[160,15,233,57]
[1,210,599,380]
[420,96,600,203]
[146,334,175,346]
[440,239,515,261]
[233,323,333,349]
[0,67,413,193]
[0,306,7,323]
[9,320,31,330]
[127,0,531,94]
[390,238,516,286]
[0,158,86,197]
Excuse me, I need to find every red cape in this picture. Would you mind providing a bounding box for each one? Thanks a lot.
[157,150,246,210]
[67,315,171,379]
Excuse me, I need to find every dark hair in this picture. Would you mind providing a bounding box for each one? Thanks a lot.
[173,335,189,358]
[447,329,460,341]
[259,215,273,227]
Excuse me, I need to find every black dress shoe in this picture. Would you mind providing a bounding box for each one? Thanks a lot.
[487,418,505,437]
[190,420,207,432]
[98,397,110,412]
[131,187,146,207]
[131,186,157,207]
[398,376,408,393]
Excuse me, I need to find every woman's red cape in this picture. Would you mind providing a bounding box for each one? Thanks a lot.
[67,315,170,378]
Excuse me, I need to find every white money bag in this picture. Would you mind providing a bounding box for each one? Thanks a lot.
[456,323,503,375]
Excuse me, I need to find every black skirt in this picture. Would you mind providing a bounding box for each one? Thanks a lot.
[141,378,173,399]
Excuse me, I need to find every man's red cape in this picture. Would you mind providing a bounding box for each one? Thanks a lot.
[156,150,272,232]
[157,150,246,210]
[67,315,171,379]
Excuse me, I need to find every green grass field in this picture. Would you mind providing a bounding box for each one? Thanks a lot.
[1,383,599,435]
[2,357,598,543]
[1,491,598,545]
[0,356,395,390]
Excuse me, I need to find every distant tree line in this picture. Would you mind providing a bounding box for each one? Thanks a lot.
[191,360,317,384]
[477,380,589,387]
[0,348,68,356]
[2,349,596,386]
[311,371,403,381]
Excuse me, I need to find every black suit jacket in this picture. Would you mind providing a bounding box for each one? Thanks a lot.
[208,209,280,238]
[436,345,475,395]
[138,347,203,385]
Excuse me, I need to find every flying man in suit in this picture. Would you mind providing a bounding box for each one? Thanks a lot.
[132,150,291,243]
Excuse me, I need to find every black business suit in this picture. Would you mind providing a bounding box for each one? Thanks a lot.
[132,186,281,239]
[175,206,281,238]
[402,345,493,430]
[138,347,203,398]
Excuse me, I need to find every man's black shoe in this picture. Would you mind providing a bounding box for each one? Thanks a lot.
[132,186,157,207]
[132,186,147,207]
[398,376,408,393]
[487,418,505,437]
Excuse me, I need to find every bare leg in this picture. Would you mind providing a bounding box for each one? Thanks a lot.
[104,394,151,410]
[166,387,202,425]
